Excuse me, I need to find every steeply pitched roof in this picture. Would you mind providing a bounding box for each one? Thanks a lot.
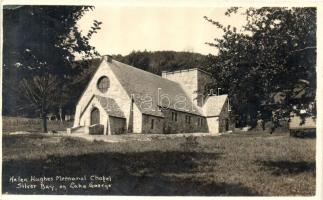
[108,59,203,117]
[95,95,125,118]
[203,95,228,117]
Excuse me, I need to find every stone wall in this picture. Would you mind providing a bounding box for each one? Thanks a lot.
[109,116,126,135]
[206,117,219,134]
[141,114,164,134]
[197,70,213,106]
[206,99,230,134]
[141,109,209,134]
[132,103,143,133]
[88,124,104,135]
[161,109,208,134]
[162,69,198,105]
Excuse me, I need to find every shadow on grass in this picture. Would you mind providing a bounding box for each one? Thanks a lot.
[258,160,315,176]
[2,151,258,196]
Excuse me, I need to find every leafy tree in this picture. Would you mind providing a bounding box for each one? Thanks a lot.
[3,6,101,132]
[204,7,316,127]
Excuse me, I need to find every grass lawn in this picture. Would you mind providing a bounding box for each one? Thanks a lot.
[1,132,316,196]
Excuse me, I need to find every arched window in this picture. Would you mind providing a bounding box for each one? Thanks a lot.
[97,76,110,93]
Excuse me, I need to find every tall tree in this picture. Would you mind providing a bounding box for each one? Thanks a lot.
[204,7,316,127]
[3,6,101,132]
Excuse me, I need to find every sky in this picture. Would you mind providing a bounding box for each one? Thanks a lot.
[78,6,247,56]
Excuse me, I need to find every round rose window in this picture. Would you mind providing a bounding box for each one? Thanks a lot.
[97,76,110,93]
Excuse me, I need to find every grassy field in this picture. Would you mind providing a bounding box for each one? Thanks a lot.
[2,116,73,134]
[2,131,316,196]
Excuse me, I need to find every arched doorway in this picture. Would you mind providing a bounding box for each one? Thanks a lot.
[91,107,100,125]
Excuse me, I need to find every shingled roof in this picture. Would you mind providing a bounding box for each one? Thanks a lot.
[95,95,125,118]
[108,59,203,117]
[203,95,228,117]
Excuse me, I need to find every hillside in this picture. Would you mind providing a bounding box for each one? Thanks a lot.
[113,50,211,75]
[2,51,211,117]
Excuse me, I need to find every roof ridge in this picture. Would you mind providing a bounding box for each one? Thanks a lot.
[111,59,199,101]
[207,94,228,98]
[112,59,184,84]
[162,68,212,76]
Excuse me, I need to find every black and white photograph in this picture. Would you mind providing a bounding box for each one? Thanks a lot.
[1,0,321,198]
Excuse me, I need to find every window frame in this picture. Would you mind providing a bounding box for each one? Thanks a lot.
[151,119,155,129]
[172,112,178,122]
[97,76,110,93]
[185,115,191,124]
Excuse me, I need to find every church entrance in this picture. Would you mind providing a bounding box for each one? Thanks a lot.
[90,107,104,135]
[91,107,100,125]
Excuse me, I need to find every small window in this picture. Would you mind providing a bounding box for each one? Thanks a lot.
[198,118,204,126]
[151,119,154,129]
[172,112,178,121]
[97,76,110,93]
[185,115,191,124]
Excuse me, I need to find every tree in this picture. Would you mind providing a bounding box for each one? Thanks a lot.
[115,50,210,75]
[204,7,316,128]
[3,6,101,132]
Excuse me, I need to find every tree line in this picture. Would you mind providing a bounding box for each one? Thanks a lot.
[3,6,316,132]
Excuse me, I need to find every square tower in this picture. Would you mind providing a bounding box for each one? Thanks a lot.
[162,68,213,107]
